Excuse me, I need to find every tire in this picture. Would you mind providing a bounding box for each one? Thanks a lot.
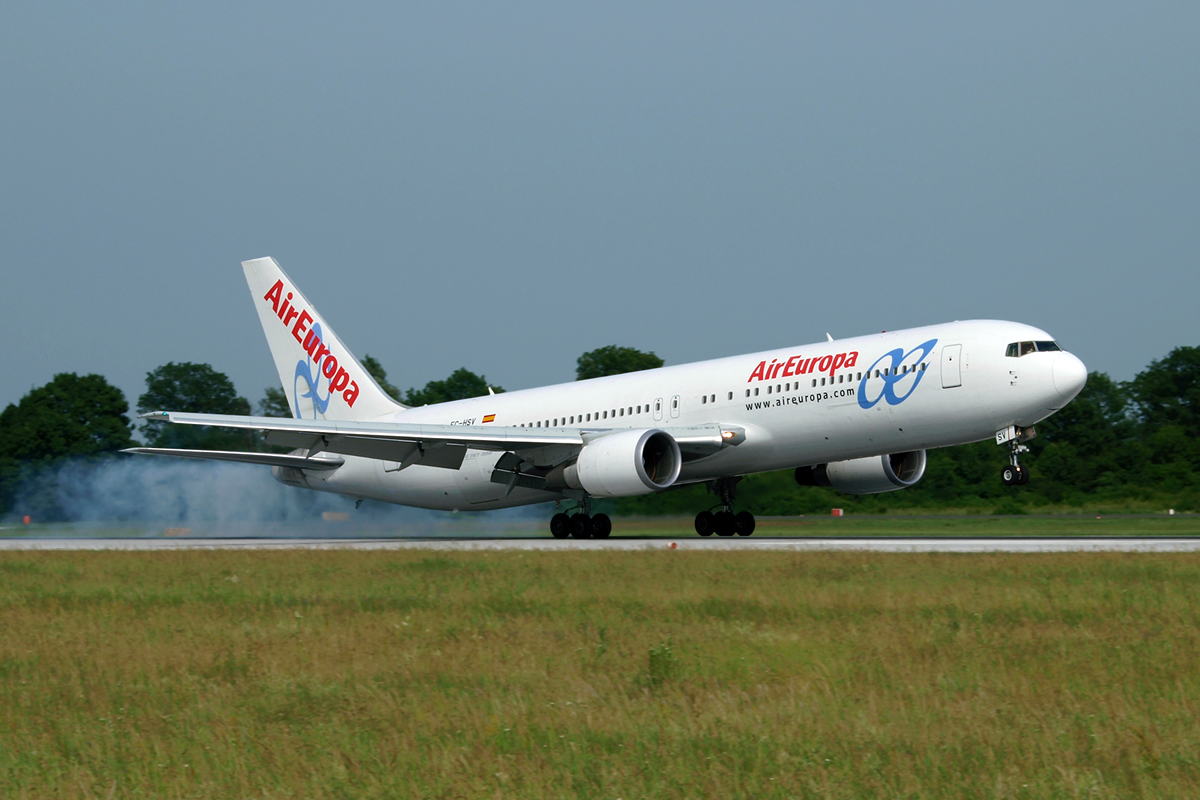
[570,513,593,539]
[715,511,736,537]
[695,511,715,536]
[1001,466,1017,486]
[591,513,612,538]
[1015,465,1030,485]
[735,511,756,536]
[550,513,571,538]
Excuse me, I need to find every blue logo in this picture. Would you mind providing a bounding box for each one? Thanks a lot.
[293,322,331,419]
[857,338,938,409]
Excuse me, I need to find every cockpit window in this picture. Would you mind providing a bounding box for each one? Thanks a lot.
[1006,340,1064,357]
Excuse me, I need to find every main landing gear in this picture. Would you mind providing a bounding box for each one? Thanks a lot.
[694,477,756,537]
[549,497,611,539]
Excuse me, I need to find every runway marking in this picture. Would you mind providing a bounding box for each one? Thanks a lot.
[4,538,1200,553]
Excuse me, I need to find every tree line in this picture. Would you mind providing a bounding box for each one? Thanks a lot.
[2,344,1196,521]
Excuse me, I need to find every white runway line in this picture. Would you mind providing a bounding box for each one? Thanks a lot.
[3,538,1200,553]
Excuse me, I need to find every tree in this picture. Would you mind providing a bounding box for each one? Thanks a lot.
[1129,346,1200,438]
[361,354,403,402]
[576,346,664,381]
[137,362,252,450]
[404,368,503,406]
[0,373,134,517]
[256,386,293,418]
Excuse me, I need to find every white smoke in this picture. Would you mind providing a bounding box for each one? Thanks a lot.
[13,455,550,535]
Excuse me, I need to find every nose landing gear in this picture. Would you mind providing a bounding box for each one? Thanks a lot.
[695,477,756,537]
[998,426,1034,486]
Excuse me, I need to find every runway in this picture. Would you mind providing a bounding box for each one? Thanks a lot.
[4,537,1200,552]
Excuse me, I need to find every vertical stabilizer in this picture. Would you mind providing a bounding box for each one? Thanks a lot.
[242,257,406,420]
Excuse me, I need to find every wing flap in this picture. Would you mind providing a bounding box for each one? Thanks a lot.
[121,448,345,470]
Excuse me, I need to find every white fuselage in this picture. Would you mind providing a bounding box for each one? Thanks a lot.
[297,320,1086,510]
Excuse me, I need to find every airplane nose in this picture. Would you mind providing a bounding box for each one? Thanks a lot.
[1052,353,1087,401]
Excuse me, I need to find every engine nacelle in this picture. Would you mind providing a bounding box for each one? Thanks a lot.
[559,429,683,497]
[795,450,926,495]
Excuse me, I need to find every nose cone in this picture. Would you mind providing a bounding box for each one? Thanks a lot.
[1052,353,1087,402]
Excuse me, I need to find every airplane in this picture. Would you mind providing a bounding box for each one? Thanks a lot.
[126,257,1088,538]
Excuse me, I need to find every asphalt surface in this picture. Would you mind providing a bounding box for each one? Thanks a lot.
[3,537,1200,552]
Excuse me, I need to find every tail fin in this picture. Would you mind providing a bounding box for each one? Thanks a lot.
[242,257,407,420]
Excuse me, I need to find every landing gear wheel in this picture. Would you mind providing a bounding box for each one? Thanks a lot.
[715,511,737,537]
[695,511,716,536]
[1001,465,1018,486]
[1015,465,1029,485]
[735,511,756,536]
[550,513,571,538]
[569,513,593,539]
[591,513,612,539]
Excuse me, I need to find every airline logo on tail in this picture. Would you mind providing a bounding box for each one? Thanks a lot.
[262,280,363,415]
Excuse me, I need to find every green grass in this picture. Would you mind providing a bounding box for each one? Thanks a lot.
[3,548,1200,798]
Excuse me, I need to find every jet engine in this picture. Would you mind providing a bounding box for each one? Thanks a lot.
[795,450,926,495]
[553,429,683,497]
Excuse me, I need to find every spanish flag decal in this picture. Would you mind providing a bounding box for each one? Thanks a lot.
[482,414,496,424]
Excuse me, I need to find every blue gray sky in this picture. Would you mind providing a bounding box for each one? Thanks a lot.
[3,2,1197,414]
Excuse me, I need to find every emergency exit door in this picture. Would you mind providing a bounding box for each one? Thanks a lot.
[941,344,962,388]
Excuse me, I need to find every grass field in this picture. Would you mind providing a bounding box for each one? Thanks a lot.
[3,546,1200,798]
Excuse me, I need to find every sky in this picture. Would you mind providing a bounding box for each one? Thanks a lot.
[2,1,1197,414]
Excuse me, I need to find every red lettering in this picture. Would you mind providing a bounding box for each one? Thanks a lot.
[303,329,321,356]
[322,355,339,380]
[844,351,858,368]
[817,355,833,373]
[279,291,294,321]
[748,361,766,382]
[283,307,300,327]
[782,356,799,378]
[263,280,284,313]
[312,341,330,365]
[292,310,313,344]
[331,367,350,393]
[830,353,846,375]
[344,381,360,407]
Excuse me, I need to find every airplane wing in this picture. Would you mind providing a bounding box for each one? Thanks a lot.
[129,411,736,471]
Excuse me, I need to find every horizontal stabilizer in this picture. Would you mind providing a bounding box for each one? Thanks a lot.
[122,448,345,470]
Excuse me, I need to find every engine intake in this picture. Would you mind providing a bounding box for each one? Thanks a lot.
[795,450,926,495]
[558,429,683,497]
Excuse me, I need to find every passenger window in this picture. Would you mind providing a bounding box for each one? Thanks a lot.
[619,408,624,417]
[811,379,816,387]
[711,394,716,402]
[745,390,750,397]
[821,378,826,386]
[728,392,733,400]
[754,388,759,396]
[767,386,772,394]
